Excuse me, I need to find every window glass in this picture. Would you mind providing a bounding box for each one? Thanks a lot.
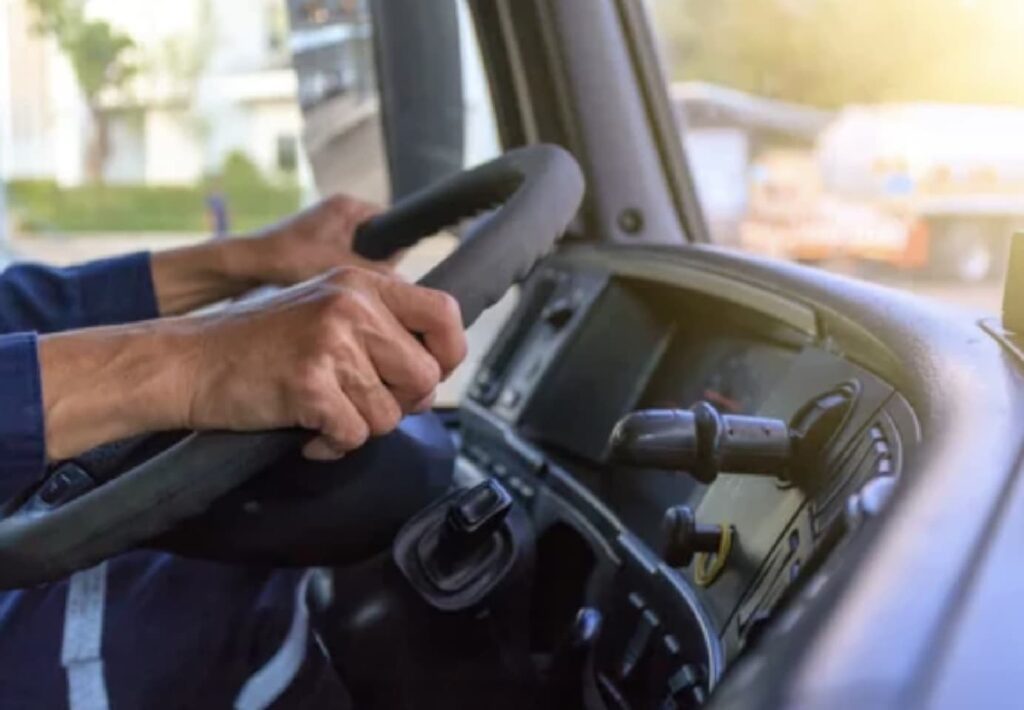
[649,0,1024,315]
[0,0,501,403]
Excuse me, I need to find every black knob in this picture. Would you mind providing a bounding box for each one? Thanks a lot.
[662,506,724,568]
[541,297,576,329]
[445,478,513,539]
[428,480,513,586]
[608,402,791,483]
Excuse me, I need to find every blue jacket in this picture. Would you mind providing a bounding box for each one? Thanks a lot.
[0,254,347,709]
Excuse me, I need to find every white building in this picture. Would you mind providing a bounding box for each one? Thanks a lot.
[0,0,312,189]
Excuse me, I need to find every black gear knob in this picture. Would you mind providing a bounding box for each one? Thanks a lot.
[662,505,725,568]
[445,478,513,540]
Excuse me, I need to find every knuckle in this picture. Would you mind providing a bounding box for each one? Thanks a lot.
[409,356,441,399]
[328,286,379,322]
[434,291,462,325]
[324,193,349,213]
[368,396,401,435]
[323,288,354,315]
[334,266,377,290]
[292,360,325,396]
[338,365,375,394]
[296,394,329,431]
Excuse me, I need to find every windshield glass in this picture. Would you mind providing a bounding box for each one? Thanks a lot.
[0,0,500,403]
[649,0,1024,315]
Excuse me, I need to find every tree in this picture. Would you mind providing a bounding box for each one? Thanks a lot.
[27,0,138,182]
[153,0,215,169]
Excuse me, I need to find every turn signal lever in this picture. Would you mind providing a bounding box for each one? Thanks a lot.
[609,403,790,483]
[609,392,852,486]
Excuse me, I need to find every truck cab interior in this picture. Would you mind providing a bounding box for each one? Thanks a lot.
[4,1,1024,708]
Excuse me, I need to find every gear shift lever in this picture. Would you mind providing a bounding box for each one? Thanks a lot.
[421,480,513,591]
[394,479,523,611]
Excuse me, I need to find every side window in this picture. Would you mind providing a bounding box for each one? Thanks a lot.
[0,0,501,404]
[649,0,1024,315]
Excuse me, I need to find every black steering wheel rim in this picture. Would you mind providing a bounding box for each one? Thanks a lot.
[0,145,584,589]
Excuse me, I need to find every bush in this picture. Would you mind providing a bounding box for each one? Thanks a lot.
[7,176,301,234]
[219,151,270,193]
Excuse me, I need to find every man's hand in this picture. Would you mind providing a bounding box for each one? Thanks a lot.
[253,194,391,284]
[185,268,464,460]
[150,194,385,316]
[38,268,467,462]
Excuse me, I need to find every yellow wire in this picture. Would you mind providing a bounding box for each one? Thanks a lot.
[694,523,734,588]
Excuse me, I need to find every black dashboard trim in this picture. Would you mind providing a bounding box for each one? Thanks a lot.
[461,396,726,685]
[563,248,820,337]
[490,244,1024,708]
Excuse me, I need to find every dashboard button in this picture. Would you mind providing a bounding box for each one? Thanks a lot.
[32,464,95,510]
[498,388,521,408]
[662,505,728,568]
[665,664,706,707]
[618,608,660,680]
[541,297,577,329]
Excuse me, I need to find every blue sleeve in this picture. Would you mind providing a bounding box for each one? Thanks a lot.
[0,253,159,492]
[0,333,45,496]
[0,252,159,334]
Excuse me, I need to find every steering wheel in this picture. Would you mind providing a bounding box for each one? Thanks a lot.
[0,145,584,589]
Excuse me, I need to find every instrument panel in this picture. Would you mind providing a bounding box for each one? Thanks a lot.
[459,252,921,704]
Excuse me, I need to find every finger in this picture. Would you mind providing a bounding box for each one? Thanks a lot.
[325,193,381,220]
[377,280,468,377]
[337,345,404,436]
[360,303,441,409]
[303,436,347,461]
[300,388,368,460]
[351,200,382,222]
[410,391,436,414]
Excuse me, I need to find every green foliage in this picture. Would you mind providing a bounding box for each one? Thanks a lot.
[653,0,1024,108]
[26,0,137,103]
[27,0,138,181]
[7,179,301,234]
[65,19,136,101]
[218,151,271,193]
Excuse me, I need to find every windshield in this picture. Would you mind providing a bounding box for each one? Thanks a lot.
[0,0,500,403]
[648,0,1024,315]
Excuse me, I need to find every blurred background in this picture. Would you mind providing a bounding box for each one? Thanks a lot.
[0,0,1022,322]
[653,0,1024,314]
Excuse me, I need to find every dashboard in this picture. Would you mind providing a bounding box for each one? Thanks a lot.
[455,247,922,707]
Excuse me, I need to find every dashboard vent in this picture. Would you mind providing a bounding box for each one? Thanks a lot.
[811,418,897,534]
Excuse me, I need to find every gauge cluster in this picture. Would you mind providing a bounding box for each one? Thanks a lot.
[639,336,795,416]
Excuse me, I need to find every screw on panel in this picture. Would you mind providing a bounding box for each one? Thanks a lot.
[617,208,645,235]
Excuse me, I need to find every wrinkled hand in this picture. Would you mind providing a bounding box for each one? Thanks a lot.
[150,193,397,317]
[184,267,466,460]
[256,194,392,285]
